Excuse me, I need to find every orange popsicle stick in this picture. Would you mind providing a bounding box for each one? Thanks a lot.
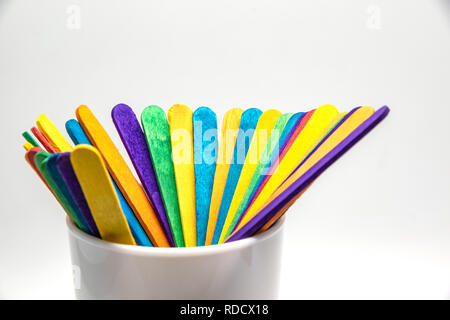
[76,105,169,247]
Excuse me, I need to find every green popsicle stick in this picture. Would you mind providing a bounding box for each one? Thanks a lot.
[34,151,83,229]
[141,106,185,247]
[22,131,40,148]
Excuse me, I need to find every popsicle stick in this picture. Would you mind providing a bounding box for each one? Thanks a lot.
[168,104,197,247]
[226,106,390,242]
[66,118,153,246]
[31,127,56,153]
[76,105,167,246]
[37,115,73,152]
[218,109,282,243]
[256,184,310,234]
[141,105,184,247]
[66,119,92,145]
[112,104,173,246]
[235,105,339,230]
[243,111,312,212]
[204,108,243,246]
[22,131,39,147]
[56,153,100,237]
[193,107,218,246]
[23,142,33,151]
[34,151,84,229]
[25,147,57,198]
[258,110,354,231]
[46,154,91,233]
[288,110,353,180]
[211,108,262,245]
[71,145,136,245]
[269,107,373,203]
[240,112,304,215]
[221,112,292,241]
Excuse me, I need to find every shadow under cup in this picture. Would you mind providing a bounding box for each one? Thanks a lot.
[67,217,285,299]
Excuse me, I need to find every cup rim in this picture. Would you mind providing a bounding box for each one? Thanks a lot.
[67,216,285,257]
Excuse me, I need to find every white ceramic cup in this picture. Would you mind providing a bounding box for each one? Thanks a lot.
[67,217,285,300]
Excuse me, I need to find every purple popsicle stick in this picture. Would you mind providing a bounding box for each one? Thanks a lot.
[112,104,175,247]
[242,112,307,213]
[56,153,100,237]
[286,107,360,182]
[226,106,390,242]
[230,107,360,236]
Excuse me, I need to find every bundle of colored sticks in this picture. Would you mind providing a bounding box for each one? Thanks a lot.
[22,104,389,247]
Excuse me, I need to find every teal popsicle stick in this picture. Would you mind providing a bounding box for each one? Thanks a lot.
[34,151,84,230]
[193,107,218,246]
[211,108,262,245]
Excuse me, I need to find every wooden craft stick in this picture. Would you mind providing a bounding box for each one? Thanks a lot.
[193,107,218,246]
[71,145,136,245]
[31,126,56,153]
[36,115,73,152]
[218,109,282,243]
[25,147,57,198]
[66,119,92,145]
[46,154,91,233]
[22,131,40,147]
[112,104,174,246]
[226,106,390,242]
[34,151,84,229]
[258,111,354,231]
[235,105,339,230]
[65,118,153,246]
[204,108,243,246]
[168,104,197,247]
[221,112,292,241]
[76,105,169,247]
[23,142,33,151]
[141,105,184,247]
[56,153,100,237]
[242,111,312,213]
[238,112,304,218]
[211,108,262,245]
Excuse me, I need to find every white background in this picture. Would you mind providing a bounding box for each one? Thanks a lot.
[1,0,449,299]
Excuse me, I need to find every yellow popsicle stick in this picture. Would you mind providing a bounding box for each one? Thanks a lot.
[23,142,34,151]
[230,107,375,237]
[236,104,339,229]
[76,105,169,247]
[36,114,73,152]
[204,108,243,246]
[303,111,348,158]
[168,104,197,247]
[71,145,136,245]
[218,109,282,243]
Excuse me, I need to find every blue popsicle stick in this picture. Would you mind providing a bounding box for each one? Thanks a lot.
[211,108,262,245]
[65,119,153,246]
[193,107,218,246]
[243,112,306,212]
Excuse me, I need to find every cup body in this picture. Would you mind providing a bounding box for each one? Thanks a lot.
[67,217,285,299]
